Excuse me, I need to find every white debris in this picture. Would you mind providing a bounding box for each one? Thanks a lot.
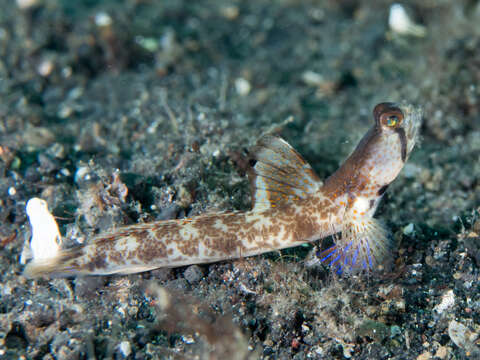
[181,334,195,344]
[16,0,38,10]
[433,289,455,314]
[25,198,62,261]
[7,187,16,196]
[117,341,132,358]
[95,12,113,27]
[403,223,415,236]
[221,5,239,20]
[389,4,426,37]
[37,59,54,77]
[301,70,324,87]
[74,166,92,184]
[136,36,159,52]
[235,77,251,96]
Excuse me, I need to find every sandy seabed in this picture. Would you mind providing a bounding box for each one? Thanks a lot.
[0,1,479,359]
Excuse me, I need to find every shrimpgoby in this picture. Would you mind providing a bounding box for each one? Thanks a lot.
[23,102,422,277]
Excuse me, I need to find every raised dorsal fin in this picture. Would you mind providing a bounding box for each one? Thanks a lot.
[247,135,323,211]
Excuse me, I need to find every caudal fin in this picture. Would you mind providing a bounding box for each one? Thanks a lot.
[23,246,86,278]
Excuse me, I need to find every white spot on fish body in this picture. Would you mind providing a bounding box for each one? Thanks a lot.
[352,197,370,214]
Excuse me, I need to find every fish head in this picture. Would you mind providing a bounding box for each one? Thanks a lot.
[373,102,422,163]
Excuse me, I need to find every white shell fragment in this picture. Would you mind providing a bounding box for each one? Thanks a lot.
[389,4,426,37]
[448,320,480,355]
[117,341,132,358]
[433,289,455,314]
[95,12,113,27]
[301,70,324,87]
[16,0,38,10]
[234,77,251,96]
[25,198,62,261]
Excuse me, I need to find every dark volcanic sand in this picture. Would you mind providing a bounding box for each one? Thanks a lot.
[0,1,479,359]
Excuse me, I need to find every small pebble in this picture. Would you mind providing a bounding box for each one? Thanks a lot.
[473,219,480,234]
[74,166,92,185]
[37,59,54,77]
[433,289,455,314]
[235,77,251,96]
[176,185,193,208]
[390,325,401,337]
[356,320,389,342]
[425,255,434,266]
[389,3,426,37]
[117,341,132,358]
[403,223,415,236]
[59,168,70,176]
[181,334,195,344]
[416,351,431,360]
[23,127,55,148]
[38,153,60,173]
[221,5,239,20]
[74,276,107,299]
[395,299,406,312]
[136,36,158,52]
[301,70,324,87]
[57,104,73,119]
[95,12,113,27]
[434,346,448,359]
[16,0,38,9]
[183,265,203,284]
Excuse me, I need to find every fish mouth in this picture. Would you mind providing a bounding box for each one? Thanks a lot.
[399,103,423,156]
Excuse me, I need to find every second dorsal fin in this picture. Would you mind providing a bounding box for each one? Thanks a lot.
[248,135,323,211]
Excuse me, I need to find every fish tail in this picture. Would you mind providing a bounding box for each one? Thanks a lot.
[23,246,86,278]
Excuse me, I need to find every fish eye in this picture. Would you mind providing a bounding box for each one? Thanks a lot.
[380,110,403,128]
[373,103,404,129]
[387,115,399,127]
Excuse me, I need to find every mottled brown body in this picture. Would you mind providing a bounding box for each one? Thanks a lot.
[61,193,339,275]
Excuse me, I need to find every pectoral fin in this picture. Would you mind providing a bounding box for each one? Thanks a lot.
[319,217,393,274]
